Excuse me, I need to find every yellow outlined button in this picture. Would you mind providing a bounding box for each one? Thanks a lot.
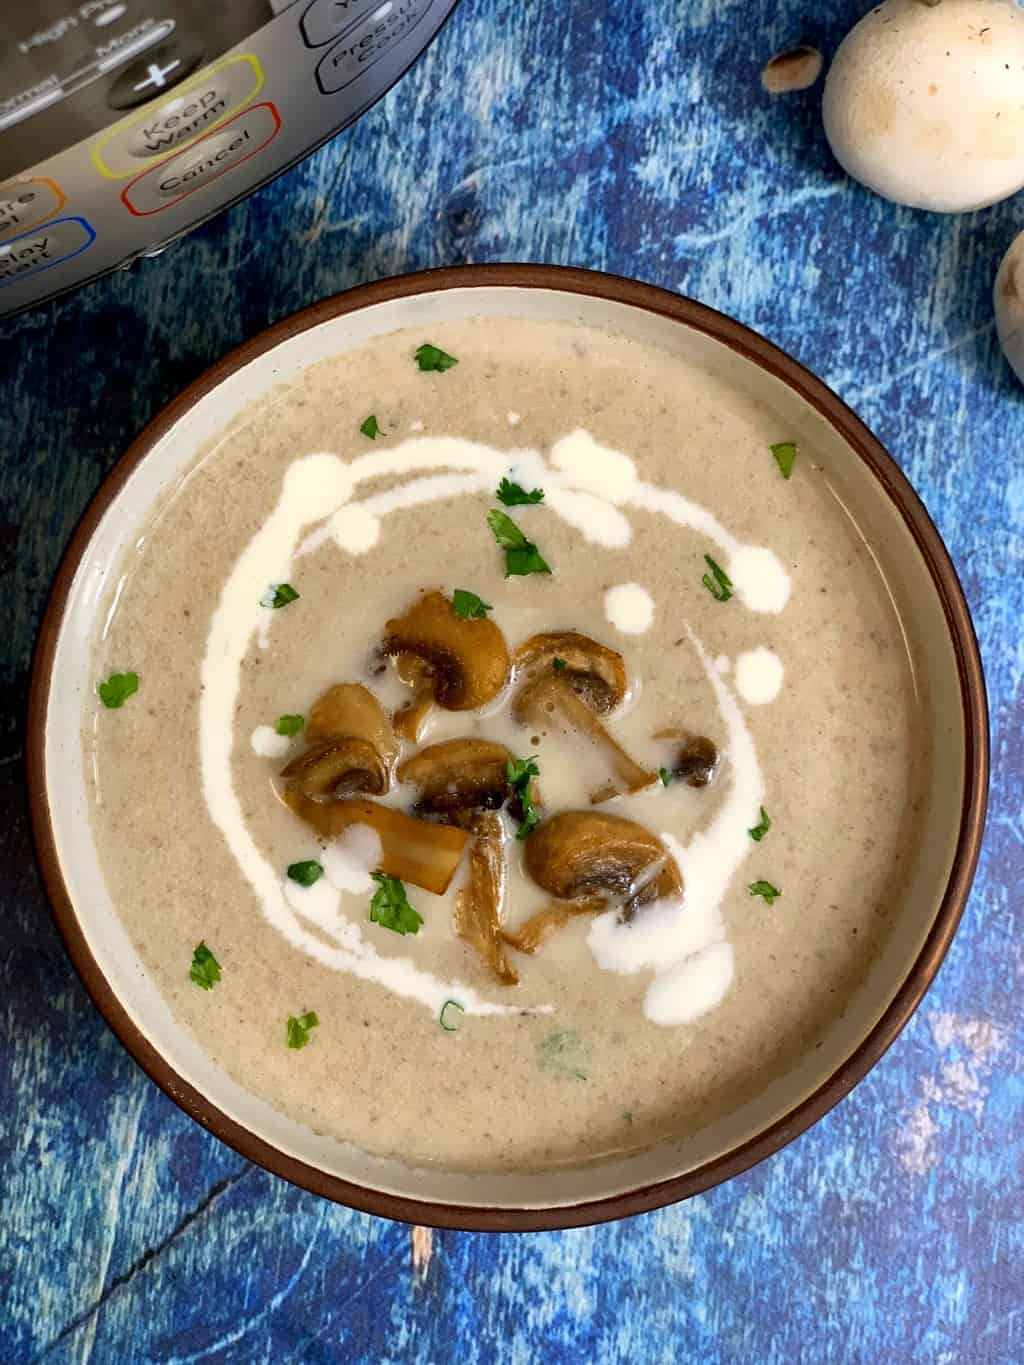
[91,53,263,180]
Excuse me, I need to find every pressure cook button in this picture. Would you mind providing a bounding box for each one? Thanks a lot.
[315,0,435,94]
[301,0,383,48]
[106,42,205,111]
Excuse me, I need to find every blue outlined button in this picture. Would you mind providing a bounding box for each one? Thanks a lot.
[0,216,96,288]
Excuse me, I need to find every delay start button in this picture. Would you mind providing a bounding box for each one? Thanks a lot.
[121,103,281,216]
[0,217,95,289]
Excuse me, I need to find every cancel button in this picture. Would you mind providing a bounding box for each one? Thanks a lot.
[157,127,251,197]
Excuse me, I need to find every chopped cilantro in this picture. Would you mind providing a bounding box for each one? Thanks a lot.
[369,873,423,935]
[261,582,299,609]
[701,554,732,603]
[770,441,797,480]
[415,343,458,372]
[507,755,541,839]
[275,713,304,738]
[189,941,221,991]
[748,879,782,905]
[360,414,383,439]
[623,1111,634,1124]
[496,476,544,506]
[439,999,465,1032]
[748,807,772,842]
[97,671,139,709]
[659,767,672,787]
[552,657,568,673]
[451,589,492,620]
[286,1010,319,1049]
[287,860,323,887]
[487,508,552,578]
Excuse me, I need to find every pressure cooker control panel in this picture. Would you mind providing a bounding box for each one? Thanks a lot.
[0,0,457,315]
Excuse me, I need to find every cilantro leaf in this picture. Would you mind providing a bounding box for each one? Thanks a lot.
[439,999,465,1032]
[97,671,139,709]
[451,589,492,620]
[369,873,423,935]
[261,582,299,609]
[286,1010,319,1049]
[701,554,732,603]
[360,414,383,439]
[189,941,221,991]
[287,860,323,887]
[659,767,672,787]
[552,657,567,673]
[487,509,552,578]
[496,477,544,506]
[748,807,772,842]
[748,879,782,905]
[275,713,304,737]
[507,755,542,840]
[770,441,797,480]
[537,1028,590,1081]
[415,343,458,372]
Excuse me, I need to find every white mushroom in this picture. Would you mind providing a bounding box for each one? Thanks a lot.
[994,229,1024,383]
[823,0,1024,212]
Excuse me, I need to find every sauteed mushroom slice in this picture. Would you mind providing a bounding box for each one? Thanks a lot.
[513,672,654,803]
[524,811,682,921]
[283,792,467,895]
[453,813,518,985]
[282,683,397,799]
[654,728,720,788]
[513,631,627,715]
[501,898,605,954]
[392,655,436,743]
[383,592,511,740]
[397,739,512,817]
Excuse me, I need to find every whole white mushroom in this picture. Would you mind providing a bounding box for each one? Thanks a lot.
[823,0,1024,212]
[994,230,1024,382]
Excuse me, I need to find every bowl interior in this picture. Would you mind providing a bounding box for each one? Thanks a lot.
[34,278,981,1225]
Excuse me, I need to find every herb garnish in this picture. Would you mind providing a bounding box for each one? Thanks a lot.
[701,554,733,603]
[487,509,552,578]
[496,477,544,506]
[97,671,139,709]
[537,1029,590,1081]
[261,582,300,609]
[748,880,782,905]
[189,941,221,991]
[451,589,492,620]
[275,713,304,738]
[360,414,383,439]
[748,807,772,842]
[439,999,465,1032]
[286,1010,319,1049]
[369,872,423,935]
[770,441,797,480]
[415,343,458,372]
[658,767,672,787]
[287,860,324,887]
[552,657,568,673]
[507,755,541,839]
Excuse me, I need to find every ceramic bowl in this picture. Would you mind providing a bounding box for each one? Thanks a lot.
[27,266,988,1230]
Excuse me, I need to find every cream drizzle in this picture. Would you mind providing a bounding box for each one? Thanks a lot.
[199,431,789,1024]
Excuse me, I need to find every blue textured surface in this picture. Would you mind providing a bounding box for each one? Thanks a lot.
[2,1,1023,1360]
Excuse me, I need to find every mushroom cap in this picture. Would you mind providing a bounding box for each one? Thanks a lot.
[823,0,1024,212]
[397,738,512,817]
[524,811,682,913]
[995,229,1024,385]
[383,591,510,712]
[282,682,396,799]
[513,630,627,714]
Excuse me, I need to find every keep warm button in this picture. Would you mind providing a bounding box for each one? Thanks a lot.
[120,103,281,216]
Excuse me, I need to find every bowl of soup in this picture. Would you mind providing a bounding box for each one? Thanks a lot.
[28,266,988,1229]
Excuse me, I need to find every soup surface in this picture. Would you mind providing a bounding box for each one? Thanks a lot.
[86,317,928,1171]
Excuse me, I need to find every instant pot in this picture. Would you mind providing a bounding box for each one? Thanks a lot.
[0,0,458,317]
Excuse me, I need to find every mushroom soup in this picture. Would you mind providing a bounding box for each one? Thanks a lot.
[86,317,929,1170]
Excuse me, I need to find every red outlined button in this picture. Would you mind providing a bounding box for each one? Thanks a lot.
[119,101,280,216]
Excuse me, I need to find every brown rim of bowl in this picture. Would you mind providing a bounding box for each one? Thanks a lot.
[26,264,989,1232]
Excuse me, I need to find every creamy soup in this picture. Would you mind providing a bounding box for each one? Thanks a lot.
[85,318,928,1171]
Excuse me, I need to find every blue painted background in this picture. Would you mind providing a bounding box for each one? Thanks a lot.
[2,1,1023,1360]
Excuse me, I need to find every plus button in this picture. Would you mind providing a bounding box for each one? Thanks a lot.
[132,58,182,94]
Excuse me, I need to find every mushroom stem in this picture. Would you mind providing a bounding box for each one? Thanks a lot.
[453,813,518,985]
[501,898,604,954]
[283,792,467,895]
